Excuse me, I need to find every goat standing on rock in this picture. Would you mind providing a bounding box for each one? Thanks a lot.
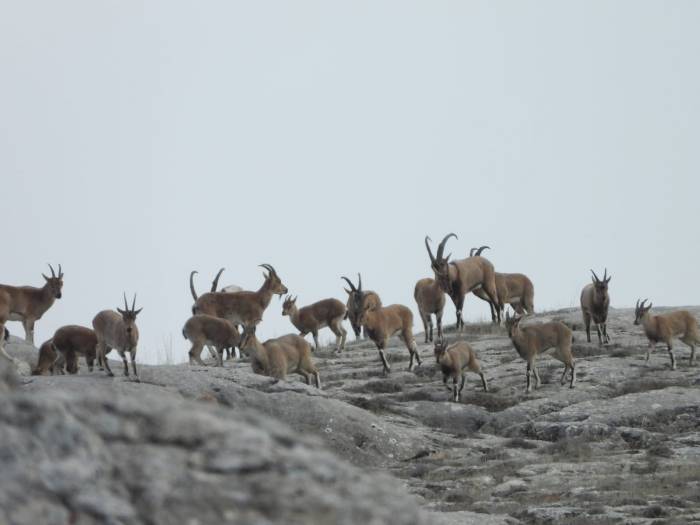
[282,295,347,352]
[92,294,142,380]
[634,299,700,369]
[580,269,611,345]
[434,337,488,402]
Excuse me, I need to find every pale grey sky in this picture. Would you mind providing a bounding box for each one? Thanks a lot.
[2,1,699,363]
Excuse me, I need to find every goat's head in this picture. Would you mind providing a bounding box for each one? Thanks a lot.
[42,264,64,299]
[117,293,142,348]
[342,274,366,323]
[425,234,457,292]
[433,336,448,363]
[634,298,652,325]
[260,264,288,296]
[504,309,523,337]
[282,295,297,316]
[591,268,611,295]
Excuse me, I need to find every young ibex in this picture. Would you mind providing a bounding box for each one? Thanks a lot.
[414,278,445,343]
[433,337,488,401]
[239,327,321,388]
[505,311,576,393]
[634,299,700,369]
[426,234,501,328]
[0,264,64,344]
[92,294,142,379]
[32,338,64,375]
[182,314,240,367]
[0,325,14,364]
[52,325,98,374]
[282,295,347,352]
[580,269,611,345]
[345,275,422,375]
[342,274,381,339]
[192,264,288,332]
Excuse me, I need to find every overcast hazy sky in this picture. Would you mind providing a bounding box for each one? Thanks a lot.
[2,1,698,363]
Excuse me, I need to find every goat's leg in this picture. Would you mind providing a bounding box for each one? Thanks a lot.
[667,342,676,370]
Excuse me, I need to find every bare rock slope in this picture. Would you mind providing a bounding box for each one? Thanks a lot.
[5,306,700,524]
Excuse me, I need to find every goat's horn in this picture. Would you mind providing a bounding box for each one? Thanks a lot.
[341,276,357,292]
[211,268,225,292]
[48,264,56,278]
[436,233,457,261]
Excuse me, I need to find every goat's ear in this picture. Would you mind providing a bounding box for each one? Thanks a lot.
[344,288,351,295]
[647,303,653,310]
[42,274,50,281]
[117,308,126,316]
[134,308,143,316]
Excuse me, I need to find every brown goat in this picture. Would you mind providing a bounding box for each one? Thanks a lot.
[32,338,66,375]
[505,311,576,393]
[282,296,347,352]
[239,327,321,388]
[433,337,488,401]
[634,299,700,369]
[93,294,142,379]
[342,274,381,339]
[581,269,611,345]
[182,314,240,367]
[414,277,445,343]
[0,264,64,344]
[51,325,98,374]
[192,264,288,332]
[345,275,421,375]
[426,234,501,328]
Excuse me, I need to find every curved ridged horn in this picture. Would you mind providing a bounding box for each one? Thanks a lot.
[58,264,63,278]
[211,268,225,292]
[48,264,56,278]
[341,276,357,292]
[259,263,276,275]
[591,269,601,283]
[425,236,436,264]
[189,271,199,301]
[474,245,490,256]
[357,273,363,292]
[469,247,476,257]
[436,233,457,261]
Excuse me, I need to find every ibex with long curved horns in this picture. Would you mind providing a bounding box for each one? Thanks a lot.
[92,293,143,379]
[425,234,501,329]
[580,268,611,345]
[0,264,64,344]
[192,264,288,332]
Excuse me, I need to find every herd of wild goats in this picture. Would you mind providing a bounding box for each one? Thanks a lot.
[1,234,699,400]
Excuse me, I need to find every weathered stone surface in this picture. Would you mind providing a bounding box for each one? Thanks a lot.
[5,306,700,523]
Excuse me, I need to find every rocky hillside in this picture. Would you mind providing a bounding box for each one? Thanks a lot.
[3,306,700,524]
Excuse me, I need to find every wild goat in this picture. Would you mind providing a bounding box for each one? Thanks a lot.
[433,337,488,401]
[52,325,97,374]
[505,311,576,393]
[426,234,501,328]
[239,327,321,388]
[0,264,63,344]
[580,269,611,345]
[282,295,347,352]
[634,299,700,369]
[342,274,381,339]
[189,268,243,359]
[92,294,142,379]
[182,314,240,367]
[414,278,445,343]
[0,325,14,364]
[32,338,65,375]
[344,275,422,375]
[192,264,288,332]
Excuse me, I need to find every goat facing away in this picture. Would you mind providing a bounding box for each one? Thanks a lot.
[342,274,381,339]
[434,337,488,402]
[0,264,63,344]
[505,311,576,393]
[414,277,445,343]
[580,269,611,345]
[344,274,422,375]
[426,234,501,328]
[92,294,142,379]
[182,314,240,367]
[52,325,97,374]
[282,295,347,352]
[192,264,288,332]
[634,299,700,369]
[32,338,64,375]
[239,326,321,388]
